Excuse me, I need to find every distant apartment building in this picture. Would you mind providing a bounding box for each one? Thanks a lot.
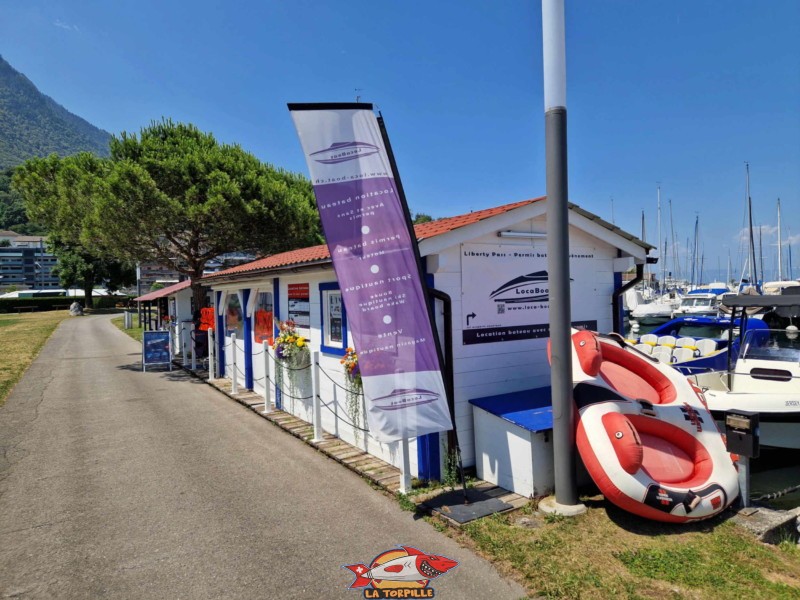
[137,262,182,292]
[0,233,59,291]
[136,252,257,293]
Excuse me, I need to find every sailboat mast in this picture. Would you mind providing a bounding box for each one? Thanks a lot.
[746,162,758,286]
[759,224,764,284]
[778,198,783,281]
[670,199,679,281]
[727,250,731,287]
[641,211,648,291]
[690,216,699,288]
[657,185,663,290]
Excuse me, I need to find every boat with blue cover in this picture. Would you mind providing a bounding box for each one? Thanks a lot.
[629,314,769,375]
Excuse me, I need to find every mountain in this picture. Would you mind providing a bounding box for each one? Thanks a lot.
[0,55,111,170]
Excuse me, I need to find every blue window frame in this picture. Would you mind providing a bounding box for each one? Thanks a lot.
[319,282,347,356]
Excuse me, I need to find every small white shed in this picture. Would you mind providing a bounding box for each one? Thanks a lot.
[204,197,651,487]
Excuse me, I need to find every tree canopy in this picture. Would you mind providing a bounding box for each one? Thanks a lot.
[14,120,323,307]
[12,153,134,306]
[0,167,45,234]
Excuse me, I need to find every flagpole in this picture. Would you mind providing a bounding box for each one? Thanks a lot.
[540,0,585,515]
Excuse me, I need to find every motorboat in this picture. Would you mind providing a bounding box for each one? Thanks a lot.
[690,294,800,449]
[628,314,769,375]
[563,329,739,522]
[762,281,800,296]
[630,292,682,324]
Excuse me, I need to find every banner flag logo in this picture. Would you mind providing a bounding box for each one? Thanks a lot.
[289,103,452,442]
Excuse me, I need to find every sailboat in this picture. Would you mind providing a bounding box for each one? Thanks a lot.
[763,198,800,295]
[630,187,682,324]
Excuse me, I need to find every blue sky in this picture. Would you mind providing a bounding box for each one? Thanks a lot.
[2,1,798,282]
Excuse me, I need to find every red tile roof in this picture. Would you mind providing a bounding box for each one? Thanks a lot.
[204,197,545,281]
[135,279,192,302]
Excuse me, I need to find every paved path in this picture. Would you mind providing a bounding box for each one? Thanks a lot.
[0,315,525,599]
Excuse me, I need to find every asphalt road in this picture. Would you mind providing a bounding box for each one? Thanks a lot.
[0,315,526,599]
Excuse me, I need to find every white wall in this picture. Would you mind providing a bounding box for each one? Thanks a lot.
[429,216,618,467]
[210,214,633,479]
[213,274,420,476]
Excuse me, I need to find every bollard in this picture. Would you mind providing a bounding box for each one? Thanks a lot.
[262,341,272,413]
[399,437,412,494]
[124,311,132,329]
[208,330,215,381]
[230,333,238,395]
[738,456,751,509]
[311,351,323,442]
[181,324,188,366]
[190,323,197,371]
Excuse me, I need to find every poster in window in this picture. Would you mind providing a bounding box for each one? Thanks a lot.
[253,291,274,345]
[226,293,243,336]
[327,291,343,344]
[287,283,310,331]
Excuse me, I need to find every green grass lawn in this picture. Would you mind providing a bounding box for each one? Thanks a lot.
[111,314,144,342]
[0,310,71,406]
[427,496,800,599]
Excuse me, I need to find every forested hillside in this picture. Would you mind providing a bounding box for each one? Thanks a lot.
[0,55,110,170]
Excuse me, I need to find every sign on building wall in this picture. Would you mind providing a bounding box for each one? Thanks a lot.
[287,283,311,335]
[289,103,452,443]
[461,243,597,344]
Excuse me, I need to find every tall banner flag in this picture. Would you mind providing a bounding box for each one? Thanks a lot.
[289,103,452,442]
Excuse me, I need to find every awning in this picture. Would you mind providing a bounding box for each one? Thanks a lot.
[135,279,192,302]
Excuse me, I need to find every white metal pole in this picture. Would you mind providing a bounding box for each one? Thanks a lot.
[311,351,323,442]
[190,323,197,370]
[208,330,215,381]
[231,332,238,394]
[181,323,188,365]
[262,341,272,413]
[399,437,412,494]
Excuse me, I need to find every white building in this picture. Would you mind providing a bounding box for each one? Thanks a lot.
[203,197,651,489]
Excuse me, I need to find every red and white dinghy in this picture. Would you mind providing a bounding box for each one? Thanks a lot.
[563,329,739,523]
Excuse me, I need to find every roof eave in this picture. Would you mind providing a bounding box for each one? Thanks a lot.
[204,258,334,286]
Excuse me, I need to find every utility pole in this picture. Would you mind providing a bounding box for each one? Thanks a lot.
[540,0,584,516]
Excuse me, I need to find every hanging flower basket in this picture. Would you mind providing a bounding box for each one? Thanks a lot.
[341,347,364,442]
[273,319,310,368]
[340,347,362,390]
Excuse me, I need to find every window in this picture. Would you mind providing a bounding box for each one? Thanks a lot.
[320,282,347,355]
[253,291,274,345]
[225,292,243,336]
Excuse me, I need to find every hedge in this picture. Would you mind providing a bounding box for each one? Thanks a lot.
[0,296,132,313]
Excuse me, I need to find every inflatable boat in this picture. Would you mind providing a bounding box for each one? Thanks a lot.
[565,329,739,522]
